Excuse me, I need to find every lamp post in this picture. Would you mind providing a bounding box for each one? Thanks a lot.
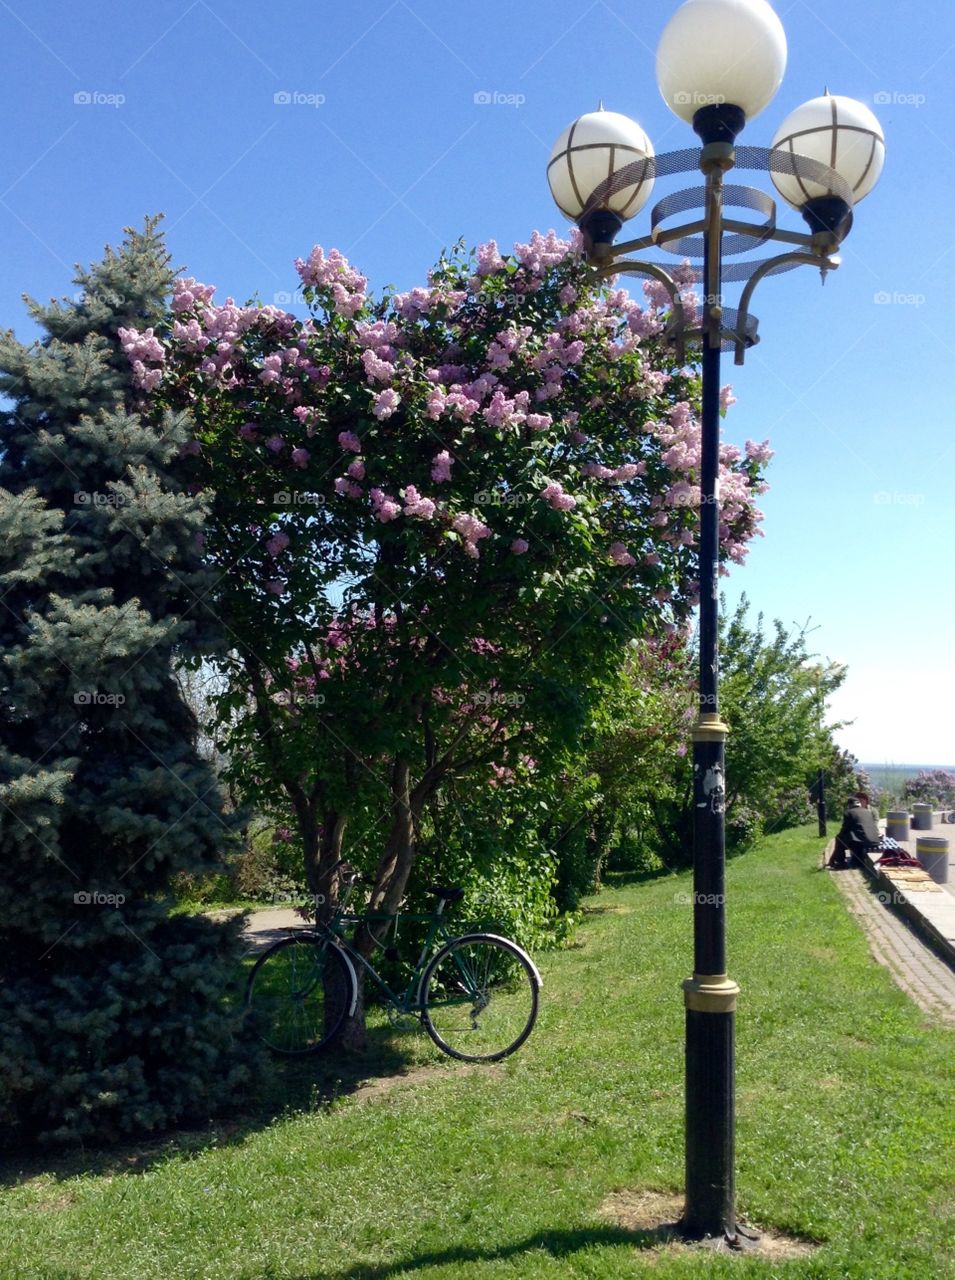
[546,0,883,1244]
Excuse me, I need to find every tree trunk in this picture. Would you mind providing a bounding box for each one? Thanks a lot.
[337,756,443,1052]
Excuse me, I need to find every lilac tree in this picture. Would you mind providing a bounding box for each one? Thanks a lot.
[126,229,770,1043]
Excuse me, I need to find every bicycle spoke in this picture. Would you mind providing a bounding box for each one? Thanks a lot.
[246,937,350,1055]
[422,936,538,1062]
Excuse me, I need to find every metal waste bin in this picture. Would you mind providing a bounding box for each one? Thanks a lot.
[912,803,933,831]
[886,810,909,841]
[916,836,949,884]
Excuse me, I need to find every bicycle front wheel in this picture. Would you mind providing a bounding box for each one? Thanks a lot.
[246,936,355,1055]
[421,934,539,1062]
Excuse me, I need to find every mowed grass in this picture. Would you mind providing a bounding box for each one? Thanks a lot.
[2,827,953,1279]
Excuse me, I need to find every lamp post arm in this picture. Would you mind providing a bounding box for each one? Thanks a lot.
[594,258,689,362]
[733,250,840,366]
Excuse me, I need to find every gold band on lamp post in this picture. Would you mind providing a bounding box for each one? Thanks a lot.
[693,712,729,743]
[683,973,740,1013]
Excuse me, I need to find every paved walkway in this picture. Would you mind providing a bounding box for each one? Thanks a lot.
[824,839,955,1029]
[209,906,305,954]
[827,861,955,1028]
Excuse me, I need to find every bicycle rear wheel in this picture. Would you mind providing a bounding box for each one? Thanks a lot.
[246,935,355,1055]
[421,933,539,1062]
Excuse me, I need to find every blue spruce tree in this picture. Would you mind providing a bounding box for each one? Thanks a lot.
[0,219,260,1144]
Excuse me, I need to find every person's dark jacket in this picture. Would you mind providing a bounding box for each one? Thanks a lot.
[837,803,881,852]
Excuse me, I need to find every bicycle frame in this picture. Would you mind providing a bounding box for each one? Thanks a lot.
[313,894,461,1015]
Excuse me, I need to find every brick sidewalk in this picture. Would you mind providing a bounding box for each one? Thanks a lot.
[825,853,955,1029]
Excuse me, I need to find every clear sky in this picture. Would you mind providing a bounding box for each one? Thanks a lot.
[1,0,951,767]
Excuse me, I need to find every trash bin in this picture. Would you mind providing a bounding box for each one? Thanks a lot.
[912,803,933,831]
[915,836,949,884]
[886,810,910,841]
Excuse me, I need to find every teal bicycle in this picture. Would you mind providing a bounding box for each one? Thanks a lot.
[245,866,542,1062]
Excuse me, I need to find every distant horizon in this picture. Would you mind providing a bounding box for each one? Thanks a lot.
[861,762,955,770]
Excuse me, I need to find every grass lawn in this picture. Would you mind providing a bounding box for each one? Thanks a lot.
[2,826,953,1279]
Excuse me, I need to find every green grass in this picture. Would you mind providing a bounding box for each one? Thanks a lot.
[2,826,954,1279]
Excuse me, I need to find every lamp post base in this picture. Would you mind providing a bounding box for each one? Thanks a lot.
[682,981,739,1239]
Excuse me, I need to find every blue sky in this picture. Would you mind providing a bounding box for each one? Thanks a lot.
[1,0,951,766]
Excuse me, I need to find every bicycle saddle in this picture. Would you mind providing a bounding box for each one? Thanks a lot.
[426,885,464,903]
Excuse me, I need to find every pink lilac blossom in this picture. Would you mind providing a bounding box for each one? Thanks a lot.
[259,353,283,385]
[609,542,636,567]
[334,477,363,499]
[370,488,402,523]
[431,450,453,483]
[541,481,576,512]
[510,538,529,555]
[402,485,436,520]
[484,389,529,431]
[295,245,367,295]
[393,287,433,320]
[720,384,737,412]
[346,458,365,480]
[512,229,574,276]
[172,277,216,311]
[338,431,362,453]
[266,532,290,556]
[361,348,396,384]
[745,439,774,465]
[525,413,552,432]
[582,463,616,480]
[266,435,285,454]
[452,512,491,558]
[445,390,481,421]
[425,387,447,420]
[475,240,504,276]
[291,448,310,468]
[372,388,400,420]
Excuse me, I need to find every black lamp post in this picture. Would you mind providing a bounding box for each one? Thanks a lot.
[546,0,884,1244]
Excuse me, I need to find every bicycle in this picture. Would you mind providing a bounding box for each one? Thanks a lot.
[245,866,542,1062]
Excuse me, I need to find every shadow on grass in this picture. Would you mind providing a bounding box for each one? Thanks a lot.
[0,1024,418,1189]
[284,1225,668,1280]
[600,865,683,891]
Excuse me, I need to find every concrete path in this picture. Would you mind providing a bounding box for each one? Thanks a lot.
[826,859,955,1029]
[209,906,307,954]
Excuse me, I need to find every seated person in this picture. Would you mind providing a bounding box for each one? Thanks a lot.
[828,792,881,867]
